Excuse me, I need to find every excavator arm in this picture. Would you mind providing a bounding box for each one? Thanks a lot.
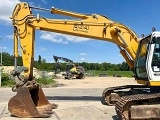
[53,55,73,74]
[12,2,139,83]
[53,55,73,63]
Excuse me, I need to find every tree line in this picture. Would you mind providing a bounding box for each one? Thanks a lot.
[1,52,130,71]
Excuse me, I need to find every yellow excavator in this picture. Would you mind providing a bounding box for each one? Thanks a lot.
[53,55,85,79]
[9,2,160,119]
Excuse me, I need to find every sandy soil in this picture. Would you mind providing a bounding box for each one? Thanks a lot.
[54,74,138,88]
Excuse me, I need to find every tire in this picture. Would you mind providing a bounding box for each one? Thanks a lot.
[68,73,73,80]
[76,66,85,79]
[78,73,85,79]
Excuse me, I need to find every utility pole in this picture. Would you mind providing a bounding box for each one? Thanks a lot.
[0,37,2,87]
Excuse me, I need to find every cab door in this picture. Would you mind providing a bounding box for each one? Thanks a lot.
[146,34,160,81]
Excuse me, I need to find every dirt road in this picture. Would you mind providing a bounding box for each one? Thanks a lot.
[54,75,138,88]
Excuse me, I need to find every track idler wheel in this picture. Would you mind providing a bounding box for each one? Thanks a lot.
[8,85,57,118]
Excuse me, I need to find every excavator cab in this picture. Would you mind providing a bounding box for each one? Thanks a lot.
[135,32,160,85]
[66,63,75,73]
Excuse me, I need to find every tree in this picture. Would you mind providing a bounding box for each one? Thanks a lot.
[42,58,46,63]
[2,52,13,66]
[38,55,41,65]
[0,52,132,72]
[120,62,130,71]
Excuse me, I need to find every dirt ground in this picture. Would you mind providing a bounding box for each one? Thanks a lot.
[54,74,138,88]
[0,73,139,120]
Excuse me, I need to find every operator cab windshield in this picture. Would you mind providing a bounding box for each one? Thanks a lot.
[66,64,73,73]
[134,35,151,80]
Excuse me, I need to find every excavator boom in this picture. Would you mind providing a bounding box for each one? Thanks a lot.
[53,55,73,63]
[12,2,139,74]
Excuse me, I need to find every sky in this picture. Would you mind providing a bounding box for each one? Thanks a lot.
[0,0,160,64]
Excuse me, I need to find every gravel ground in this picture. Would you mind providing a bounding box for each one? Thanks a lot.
[53,75,138,88]
[0,75,138,120]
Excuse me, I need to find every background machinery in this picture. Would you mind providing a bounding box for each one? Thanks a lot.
[53,55,85,79]
[9,2,160,119]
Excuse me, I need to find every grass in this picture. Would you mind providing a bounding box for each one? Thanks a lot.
[1,73,15,87]
[87,70,134,77]
[1,73,57,87]
[36,76,57,86]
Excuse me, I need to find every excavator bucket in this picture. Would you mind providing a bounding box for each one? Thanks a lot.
[8,85,57,118]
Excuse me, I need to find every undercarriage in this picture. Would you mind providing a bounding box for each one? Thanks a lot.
[102,85,160,119]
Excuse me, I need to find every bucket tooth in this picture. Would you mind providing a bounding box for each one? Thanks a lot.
[8,86,57,118]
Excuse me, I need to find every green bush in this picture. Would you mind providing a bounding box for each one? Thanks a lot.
[1,73,15,87]
[36,76,56,85]
[1,73,56,87]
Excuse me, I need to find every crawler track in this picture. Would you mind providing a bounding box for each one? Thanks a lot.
[116,93,160,119]
[102,85,149,105]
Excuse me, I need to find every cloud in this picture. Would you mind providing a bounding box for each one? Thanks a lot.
[0,46,7,50]
[28,2,42,13]
[29,2,41,8]
[40,47,47,52]
[80,58,86,61]
[5,35,13,39]
[40,32,90,44]
[29,2,36,7]
[0,0,20,23]
[80,53,87,56]
[41,0,47,4]
[3,47,7,50]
